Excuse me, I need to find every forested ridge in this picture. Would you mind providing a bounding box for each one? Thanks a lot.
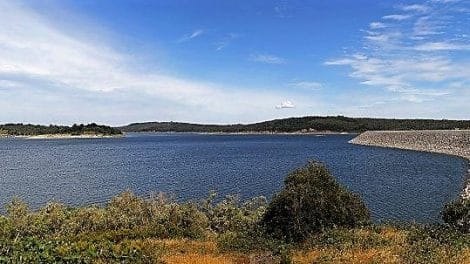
[120,116,470,133]
[0,123,122,136]
[3,116,470,136]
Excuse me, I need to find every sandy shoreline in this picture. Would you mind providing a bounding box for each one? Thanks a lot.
[3,131,354,138]
[0,131,352,140]
[129,131,354,135]
[350,130,470,199]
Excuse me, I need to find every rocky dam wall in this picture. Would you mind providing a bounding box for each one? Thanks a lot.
[350,130,470,199]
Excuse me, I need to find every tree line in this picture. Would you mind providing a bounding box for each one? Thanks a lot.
[0,123,122,136]
[121,116,470,133]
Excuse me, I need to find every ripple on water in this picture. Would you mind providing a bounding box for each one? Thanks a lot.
[0,133,467,222]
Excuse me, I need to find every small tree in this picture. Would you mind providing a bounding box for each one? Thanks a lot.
[262,161,370,242]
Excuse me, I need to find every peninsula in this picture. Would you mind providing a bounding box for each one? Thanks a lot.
[0,123,122,138]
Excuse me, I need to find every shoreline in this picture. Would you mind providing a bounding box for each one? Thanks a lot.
[0,134,123,140]
[350,130,470,199]
[127,131,355,135]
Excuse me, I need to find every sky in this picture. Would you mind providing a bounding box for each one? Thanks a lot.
[0,0,469,126]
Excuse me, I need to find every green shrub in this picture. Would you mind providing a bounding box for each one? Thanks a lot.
[261,161,370,242]
[442,198,470,233]
[0,237,164,263]
[402,225,469,264]
[5,197,31,238]
[34,202,70,237]
[166,202,209,239]
[203,193,267,234]
[106,191,150,229]
[65,206,107,234]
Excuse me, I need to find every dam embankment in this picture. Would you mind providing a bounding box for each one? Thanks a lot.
[350,130,470,198]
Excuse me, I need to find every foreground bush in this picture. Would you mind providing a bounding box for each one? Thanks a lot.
[0,191,268,262]
[3,162,469,262]
[262,161,370,242]
[442,198,470,233]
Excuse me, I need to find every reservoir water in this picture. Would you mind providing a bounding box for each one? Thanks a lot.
[0,133,467,222]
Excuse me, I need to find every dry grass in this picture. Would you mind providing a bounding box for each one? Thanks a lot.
[151,228,406,264]
[163,253,248,264]
[146,226,470,264]
[155,239,218,255]
[292,247,401,264]
[158,240,255,264]
[155,239,278,264]
[291,227,406,263]
[161,247,470,264]
[462,250,470,263]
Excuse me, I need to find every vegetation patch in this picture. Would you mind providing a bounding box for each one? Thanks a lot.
[0,123,121,136]
[1,161,470,263]
[120,116,470,133]
[262,161,370,242]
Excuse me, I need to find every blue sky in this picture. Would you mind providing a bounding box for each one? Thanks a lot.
[0,0,469,125]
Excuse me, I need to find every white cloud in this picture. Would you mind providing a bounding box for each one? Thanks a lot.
[0,1,312,125]
[414,42,470,51]
[364,31,402,45]
[177,29,204,43]
[326,54,469,93]
[250,54,286,64]
[290,81,322,90]
[324,58,355,66]
[215,33,238,51]
[382,14,412,20]
[358,100,387,109]
[0,80,20,88]
[274,3,293,19]
[413,16,443,36]
[326,0,470,109]
[370,22,387,29]
[400,4,430,13]
[275,100,295,109]
[365,33,391,43]
[431,0,460,3]
[190,30,204,38]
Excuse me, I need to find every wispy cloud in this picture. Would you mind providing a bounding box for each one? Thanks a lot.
[431,0,460,3]
[290,81,322,90]
[250,54,286,64]
[215,33,239,51]
[400,4,430,13]
[177,29,204,43]
[382,14,412,20]
[275,100,295,109]
[326,0,470,105]
[364,31,402,44]
[413,16,443,36]
[370,22,387,29]
[0,1,310,124]
[274,2,293,19]
[414,41,470,51]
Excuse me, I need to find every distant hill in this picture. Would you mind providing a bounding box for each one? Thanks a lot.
[0,123,122,136]
[119,116,470,133]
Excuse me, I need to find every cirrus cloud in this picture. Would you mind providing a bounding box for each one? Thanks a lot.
[326,0,470,106]
[250,54,286,64]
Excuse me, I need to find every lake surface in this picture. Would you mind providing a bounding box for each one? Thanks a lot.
[0,133,468,222]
